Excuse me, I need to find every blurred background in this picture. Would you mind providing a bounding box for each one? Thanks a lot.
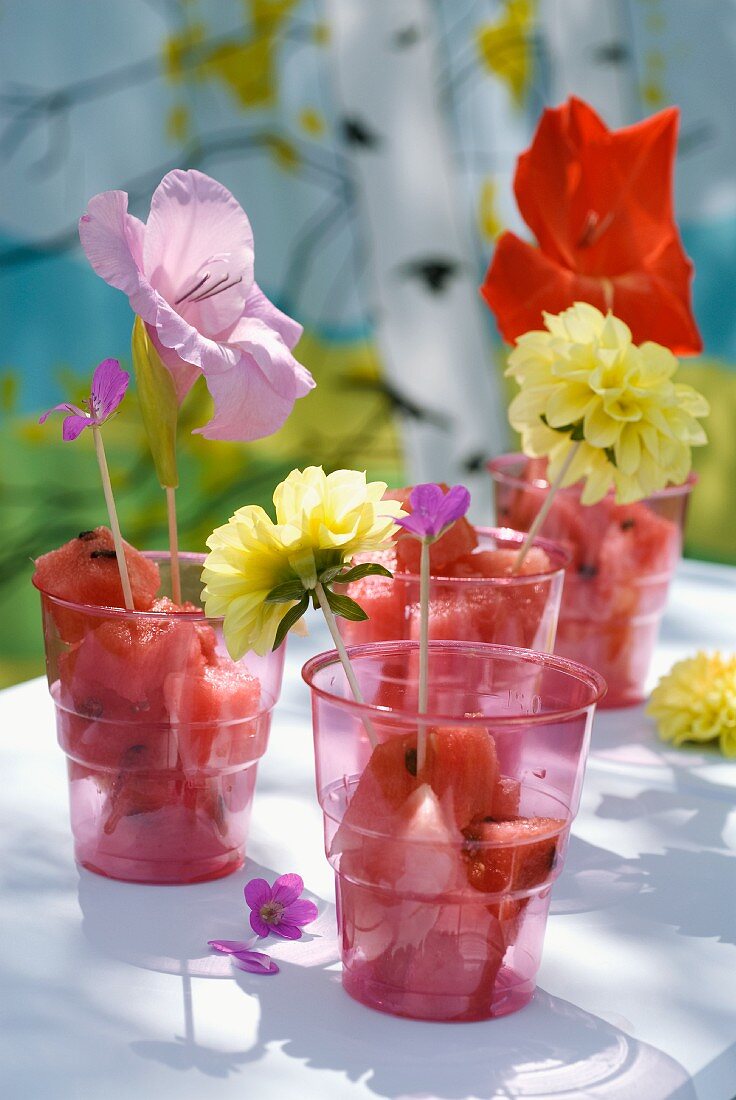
[1,0,735,687]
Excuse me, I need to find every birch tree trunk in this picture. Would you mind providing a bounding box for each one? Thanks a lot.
[325,0,507,518]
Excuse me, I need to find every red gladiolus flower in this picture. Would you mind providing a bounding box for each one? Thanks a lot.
[481,97,702,355]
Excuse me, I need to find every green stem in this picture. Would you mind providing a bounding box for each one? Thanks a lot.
[166,486,182,605]
[315,582,377,748]
[416,538,430,774]
[92,426,134,610]
[513,442,581,573]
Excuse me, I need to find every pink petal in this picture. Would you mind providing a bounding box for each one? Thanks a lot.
[229,317,314,397]
[78,191,155,322]
[231,951,279,975]
[243,283,303,350]
[38,402,84,425]
[207,939,253,954]
[143,169,253,336]
[153,295,242,374]
[283,898,319,927]
[195,348,310,442]
[244,877,272,911]
[271,873,304,907]
[62,413,92,441]
[249,911,271,939]
[268,921,303,941]
[145,324,201,404]
[91,358,129,420]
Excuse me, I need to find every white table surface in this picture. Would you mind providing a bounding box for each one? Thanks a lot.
[2,559,735,1100]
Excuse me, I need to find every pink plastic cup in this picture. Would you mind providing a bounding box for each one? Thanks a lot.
[338,527,570,654]
[34,552,285,885]
[489,454,695,708]
[303,640,605,1021]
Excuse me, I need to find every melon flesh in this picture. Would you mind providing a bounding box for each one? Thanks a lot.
[34,527,160,641]
[461,816,564,894]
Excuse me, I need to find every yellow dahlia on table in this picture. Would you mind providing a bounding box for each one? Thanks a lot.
[647,652,736,757]
[201,467,405,658]
[506,302,709,504]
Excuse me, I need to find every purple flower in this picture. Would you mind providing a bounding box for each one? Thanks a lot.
[245,873,318,940]
[39,358,129,441]
[207,939,279,976]
[394,483,471,541]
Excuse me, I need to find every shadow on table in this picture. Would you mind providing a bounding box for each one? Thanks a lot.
[235,966,697,1100]
[77,860,697,1097]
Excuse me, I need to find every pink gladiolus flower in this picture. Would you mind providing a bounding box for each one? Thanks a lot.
[78,169,315,441]
[39,358,129,441]
[395,483,471,541]
[245,874,318,940]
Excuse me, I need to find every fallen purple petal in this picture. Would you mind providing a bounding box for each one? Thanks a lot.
[208,939,253,955]
[231,951,279,975]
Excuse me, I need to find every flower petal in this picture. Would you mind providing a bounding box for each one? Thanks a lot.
[271,873,304,907]
[195,347,312,442]
[243,283,303,350]
[38,402,84,425]
[284,898,319,927]
[91,358,129,421]
[145,324,201,404]
[78,190,155,321]
[62,414,92,441]
[244,877,272,911]
[231,950,279,975]
[207,939,253,955]
[268,921,304,941]
[249,911,272,939]
[143,169,253,336]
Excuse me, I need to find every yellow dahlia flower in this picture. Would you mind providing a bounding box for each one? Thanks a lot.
[201,467,404,658]
[272,466,405,587]
[201,505,302,658]
[647,652,736,757]
[506,302,709,504]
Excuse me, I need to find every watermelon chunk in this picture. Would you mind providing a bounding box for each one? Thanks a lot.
[34,527,160,642]
[425,726,498,829]
[340,549,405,646]
[164,659,263,771]
[493,776,521,819]
[462,816,564,894]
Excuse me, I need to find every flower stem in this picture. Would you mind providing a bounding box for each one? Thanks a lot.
[315,582,377,748]
[166,486,182,605]
[513,442,581,573]
[92,426,134,610]
[416,538,430,775]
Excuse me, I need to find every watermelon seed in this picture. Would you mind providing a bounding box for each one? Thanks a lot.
[78,530,96,541]
[90,549,118,560]
[79,698,103,719]
[404,747,418,776]
[621,518,636,530]
[577,563,598,578]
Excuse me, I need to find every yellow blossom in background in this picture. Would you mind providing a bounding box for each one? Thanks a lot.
[202,467,405,658]
[506,302,709,504]
[647,652,736,756]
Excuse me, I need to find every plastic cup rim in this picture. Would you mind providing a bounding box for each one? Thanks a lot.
[31,550,222,623]
[302,639,607,726]
[391,525,572,584]
[487,452,698,501]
